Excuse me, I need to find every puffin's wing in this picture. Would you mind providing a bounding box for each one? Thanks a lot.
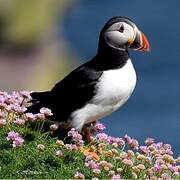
[49,63,103,121]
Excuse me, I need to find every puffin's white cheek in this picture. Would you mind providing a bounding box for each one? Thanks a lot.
[104,31,127,47]
[124,28,135,41]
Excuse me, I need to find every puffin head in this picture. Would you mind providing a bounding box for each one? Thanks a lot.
[100,16,150,52]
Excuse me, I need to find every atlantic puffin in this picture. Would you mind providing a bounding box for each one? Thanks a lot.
[27,16,150,140]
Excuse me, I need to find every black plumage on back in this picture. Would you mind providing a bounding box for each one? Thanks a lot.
[27,61,103,122]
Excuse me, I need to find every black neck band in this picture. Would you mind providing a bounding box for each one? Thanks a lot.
[89,36,130,71]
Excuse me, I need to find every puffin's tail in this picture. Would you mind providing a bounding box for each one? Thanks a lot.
[26,91,71,140]
[26,91,51,114]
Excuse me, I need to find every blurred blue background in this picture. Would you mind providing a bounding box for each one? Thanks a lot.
[62,0,180,155]
[0,0,179,156]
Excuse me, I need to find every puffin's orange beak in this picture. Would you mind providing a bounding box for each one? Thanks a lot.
[129,31,150,52]
[138,32,150,52]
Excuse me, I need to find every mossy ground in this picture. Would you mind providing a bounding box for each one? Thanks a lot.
[0,126,93,179]
[0,125,180,179]
[0,125,138,179]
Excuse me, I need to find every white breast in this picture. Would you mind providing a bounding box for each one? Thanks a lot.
[70,59,137,131]
[94,59,137,107]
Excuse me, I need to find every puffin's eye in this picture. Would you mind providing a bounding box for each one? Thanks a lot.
[118,25,124,33]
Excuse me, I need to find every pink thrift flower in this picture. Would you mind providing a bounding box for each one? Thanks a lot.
[12,136,24,147]
[107,136,125,146]
[145,137,154,145]
[40,107,53,116]
[163,144,172,153]
[0,103,7,109]
[67,128,84,146]
[174,168,180,176]
[154,162,162,172]
[114,137,125,146]
[77,139,84,146]
[124,134,132,144]
[107,136,116,144]
[74,171,85,179]
[85,160,100,170]
[140,146,149,154]
[37,144,45,151]
[25,113,36,121]
[20,91,32,100]
[0,96,7,109]
[0,119,6,127]
[50,124,59,131]
[129,138,139,150]
[174,172,179,176]
[92,168,101,175]
[168,164,175,172]
[111,174,121,180]
[156,142,163,149]
[85,155,93,162]
[146,155,152,162]
[7,104,26,114]
[94,123,106,131]
[122,159,133,166]
[68,128,82,140]
[6,131,19,141]
[11,91,20,99]
[166,149,173,155]
[96,133,108,142]
[65,144,78,150]
[0,112,5,118]
[14,118,25,126]
[12,104,27,114]
[56,140,64,146]
[55,150,64,157]
[6,105,13,112]
[6,96,17,105]
[17,106,27,114]
[10,104,18,111]
[36,113,46,120]
[0,94,6,103]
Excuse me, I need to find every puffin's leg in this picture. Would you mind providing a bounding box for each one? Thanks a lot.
[82,126,92,143]
[82,121,97,143]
